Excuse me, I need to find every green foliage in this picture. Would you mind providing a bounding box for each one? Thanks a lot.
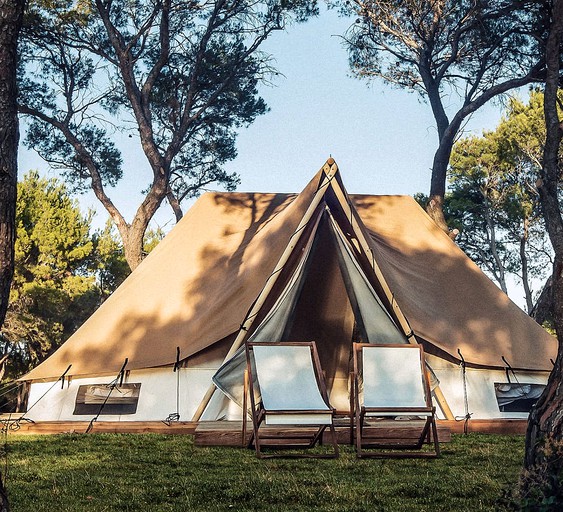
[142,226,165,256]
[19,0,318,203]
[340,1,545,101]
[5,433,524,512]
[1,172,130,384]
[90,221,130,298]
[444,92,555,307]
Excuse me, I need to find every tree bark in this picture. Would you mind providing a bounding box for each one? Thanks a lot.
[525,0,563,471]
[0,0,23,327]
[0,1,25,509]
[520,218,534,314]
[531,275,553,324]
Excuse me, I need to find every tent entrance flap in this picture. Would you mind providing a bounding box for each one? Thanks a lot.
[212,212,320,408]
[213,209,412,413]
[327,211,406,345]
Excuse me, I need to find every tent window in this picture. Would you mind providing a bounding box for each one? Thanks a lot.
[73,383,141,415]
[494,383,545,413]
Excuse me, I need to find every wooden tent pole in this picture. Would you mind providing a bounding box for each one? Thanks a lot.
[330,179,455,420]
[191,159,340,422]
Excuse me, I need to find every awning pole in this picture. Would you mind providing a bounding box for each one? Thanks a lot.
[191,159,340,422]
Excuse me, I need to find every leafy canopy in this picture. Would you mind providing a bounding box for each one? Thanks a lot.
[443,90,558,309]
[1,172,129,381]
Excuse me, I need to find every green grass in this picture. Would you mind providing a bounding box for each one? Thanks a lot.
[2,433,522,511]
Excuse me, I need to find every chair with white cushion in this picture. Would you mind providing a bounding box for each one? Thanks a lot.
[245,341,339,458]
[352,343,440,458]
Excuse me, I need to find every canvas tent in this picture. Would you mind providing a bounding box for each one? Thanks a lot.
[22,159,557,424]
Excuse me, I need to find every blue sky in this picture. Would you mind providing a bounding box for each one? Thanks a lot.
[18,7,508,231]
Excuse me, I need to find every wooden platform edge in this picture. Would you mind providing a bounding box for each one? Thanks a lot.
[1,419,528,437]
[194,420,452,447]
[1,421,197,435]
[439,419,528,435]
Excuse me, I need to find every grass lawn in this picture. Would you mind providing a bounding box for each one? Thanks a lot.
[2,433,522,511]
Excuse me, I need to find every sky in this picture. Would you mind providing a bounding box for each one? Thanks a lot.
[18,7,508,232]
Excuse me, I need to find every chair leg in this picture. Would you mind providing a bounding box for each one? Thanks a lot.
[327,422,340,458]
[356,409,364,458]
[431,417,441,457]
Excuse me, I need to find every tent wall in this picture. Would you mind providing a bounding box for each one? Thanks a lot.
[25,353,550,422]
[25,341,240,423]
[427,355,550,420]
[25,365,240,423]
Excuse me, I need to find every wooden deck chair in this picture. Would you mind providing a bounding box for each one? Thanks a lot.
[351,343,440,458]
[245,341,339,458]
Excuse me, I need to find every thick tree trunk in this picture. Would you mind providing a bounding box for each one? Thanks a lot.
[0,1,25,510]
[121,219,151,271]
[525,257,563,466]
[524,0,563,474]
[0,0,23,328]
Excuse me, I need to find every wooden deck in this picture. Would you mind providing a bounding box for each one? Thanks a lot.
[0,417,527,440]
[443,419,528,435]
[194,418,452,447]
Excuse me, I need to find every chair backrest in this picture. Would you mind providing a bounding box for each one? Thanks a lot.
[250,342,330,412]
[356,344,430,409]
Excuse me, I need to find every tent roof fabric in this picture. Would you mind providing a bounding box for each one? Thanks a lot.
[353,195,556,371]
[24,164,556,381]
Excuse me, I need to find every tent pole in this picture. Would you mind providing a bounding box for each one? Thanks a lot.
[330,178,455,420]
[191,159,340,422]
[242,368,249,447]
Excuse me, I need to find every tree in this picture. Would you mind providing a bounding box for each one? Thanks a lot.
[0,0,25,342]
[521,0,563,505]
[19,0,317,270]
[339,0,548,231]
[1,171,129,381]
[446,97,554,312]
[0,1,26,509]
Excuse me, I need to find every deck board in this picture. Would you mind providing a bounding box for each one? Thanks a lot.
[2,420,197,435]
[1,418,527,439]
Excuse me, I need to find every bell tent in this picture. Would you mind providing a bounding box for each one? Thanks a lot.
[21,159,556,424]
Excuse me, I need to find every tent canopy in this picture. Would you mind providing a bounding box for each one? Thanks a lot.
[24,160,556,382]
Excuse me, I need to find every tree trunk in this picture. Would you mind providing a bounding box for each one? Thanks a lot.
[531,275,553,324]
[484,198,508,294]
[524,0,563,474]
[520,218,534,314]
[427,115,464,236]
[121,220,150,271]
[0,1,25,510]
[0,0,23,328]
[525,256,563,464]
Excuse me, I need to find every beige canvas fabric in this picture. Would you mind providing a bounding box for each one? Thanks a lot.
[24,173,323,380]
[24,164,556,381]
[352,195,556,370]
